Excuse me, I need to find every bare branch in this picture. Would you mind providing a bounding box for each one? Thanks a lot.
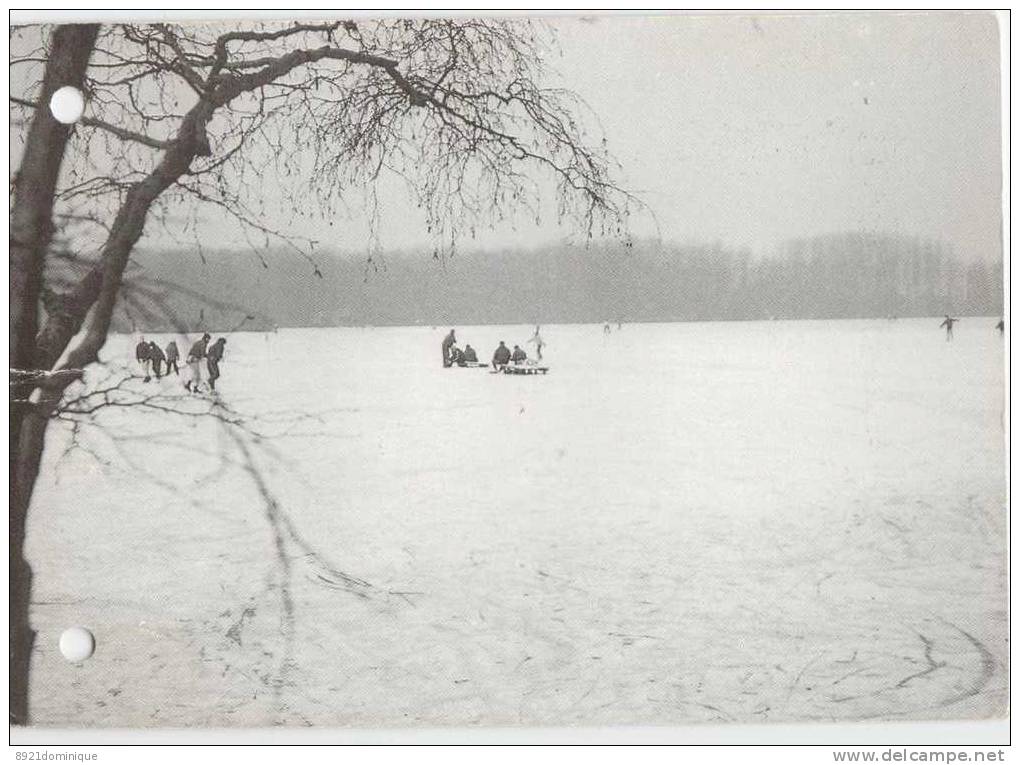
[10,95,170,150]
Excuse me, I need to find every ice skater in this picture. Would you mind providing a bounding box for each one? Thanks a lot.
[135,337,152,382]
[603,321,611,335]
[165,340,180,375]
[185,333,211,392]
[939,315,959,341]
[996,318,1004,335]
[527,325,546,360]
[206,337,226,391]
[441,329,457,368]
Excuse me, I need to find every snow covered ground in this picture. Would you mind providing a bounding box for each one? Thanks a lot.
[25,318,1007,727]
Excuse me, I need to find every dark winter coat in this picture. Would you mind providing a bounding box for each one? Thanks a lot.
[463,346,478,362]
[207,339,226,363]
[165,341,179,361]
[511,347,527,363]
[492,344,511,365]
[135,342,150,362]
[441,330,457,357]
[148,343,166,362]
[187,338,208,361]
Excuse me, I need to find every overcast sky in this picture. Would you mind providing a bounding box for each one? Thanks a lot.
[272,12,1003,261]
[547,12,1002,261]
[13,11,1005,262]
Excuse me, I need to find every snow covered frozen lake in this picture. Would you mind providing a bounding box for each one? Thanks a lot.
[26,318,1007,727]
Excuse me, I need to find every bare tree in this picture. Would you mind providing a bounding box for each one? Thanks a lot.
[9,18,635,723]
[10,23,100,726]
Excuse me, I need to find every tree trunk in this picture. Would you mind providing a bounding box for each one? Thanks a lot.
[9,23,98,726]
[11,28,216,724]
[10,408,52,726]
[10,22,421,725]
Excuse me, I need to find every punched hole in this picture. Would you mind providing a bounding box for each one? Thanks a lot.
[59,626,95,662]
[49,86,85,124]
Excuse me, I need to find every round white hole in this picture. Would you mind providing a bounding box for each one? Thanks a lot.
[49,86,85,124]
[59,626,95,662]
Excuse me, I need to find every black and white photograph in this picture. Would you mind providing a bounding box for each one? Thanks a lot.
[8,9,1007,744]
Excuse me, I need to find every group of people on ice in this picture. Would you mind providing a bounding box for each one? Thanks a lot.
[135,332,227,392]
[441,326,545,370]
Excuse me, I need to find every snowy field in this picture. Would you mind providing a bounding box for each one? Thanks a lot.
[26,318,1007,727]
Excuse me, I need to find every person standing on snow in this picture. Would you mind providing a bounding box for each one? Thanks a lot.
[206,337,227,391]
[165,340,180,375]
[185,333,211,392]
[148,341,166,379]
[441,329,457,367]
[527,325,546,360]
[135,337,152,382]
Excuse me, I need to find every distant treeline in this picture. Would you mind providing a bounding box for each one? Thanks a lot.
[113,232,1003,332]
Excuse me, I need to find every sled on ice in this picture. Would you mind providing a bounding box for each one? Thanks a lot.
[494,361,550,375]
